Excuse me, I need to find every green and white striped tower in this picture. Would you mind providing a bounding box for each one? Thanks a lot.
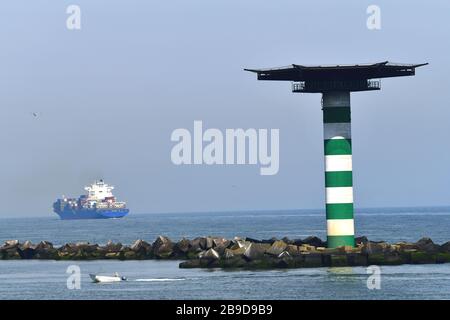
[323,91,354,248]
[245,61,427,248]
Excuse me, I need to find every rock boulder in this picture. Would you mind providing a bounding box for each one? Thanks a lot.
[266,240,287,256]
[243,243,269,260]
[152,236,174,258]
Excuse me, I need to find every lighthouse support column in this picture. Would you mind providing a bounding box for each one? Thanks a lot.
[322,91,355,248]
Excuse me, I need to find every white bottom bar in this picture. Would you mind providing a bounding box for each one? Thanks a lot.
[325,187,354,204]
[327,219,355,236]
[325,155,353,172]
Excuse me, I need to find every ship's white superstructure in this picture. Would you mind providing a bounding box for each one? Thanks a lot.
[85,180,114,201]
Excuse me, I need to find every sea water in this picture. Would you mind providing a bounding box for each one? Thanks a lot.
[0,207,449,300]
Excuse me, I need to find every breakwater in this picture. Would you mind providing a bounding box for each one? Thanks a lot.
[1,236,449,269]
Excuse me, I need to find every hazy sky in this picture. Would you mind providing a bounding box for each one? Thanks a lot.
[1,0,449,217]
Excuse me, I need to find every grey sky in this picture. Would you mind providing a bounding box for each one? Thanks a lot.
[0,0,449,217]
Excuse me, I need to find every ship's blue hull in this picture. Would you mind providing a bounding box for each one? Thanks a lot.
[55,208,129,220]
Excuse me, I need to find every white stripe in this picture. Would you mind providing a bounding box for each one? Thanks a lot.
[326,187,353,204]
[324,123,351,140]
[325,155,353,172]
[327,219,355,236]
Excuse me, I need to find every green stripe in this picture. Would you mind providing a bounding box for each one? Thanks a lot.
[325,171,353,187]
[323,107,351,123]
[326,203,354,219]
[324,139,352,155]
[327,235,355,248]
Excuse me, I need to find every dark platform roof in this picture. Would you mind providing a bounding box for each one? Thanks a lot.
[244,61,428,81]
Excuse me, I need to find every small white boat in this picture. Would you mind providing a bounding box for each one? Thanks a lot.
[89,272,127,283]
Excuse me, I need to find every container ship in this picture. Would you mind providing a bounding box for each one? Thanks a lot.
[53,180,129,220]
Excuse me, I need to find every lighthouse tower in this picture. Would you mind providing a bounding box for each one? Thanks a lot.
[245,61,427,248]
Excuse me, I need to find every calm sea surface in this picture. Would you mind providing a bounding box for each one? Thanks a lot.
[0,207,449,300]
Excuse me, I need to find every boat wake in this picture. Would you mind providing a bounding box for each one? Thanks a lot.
[134,278,186,282]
